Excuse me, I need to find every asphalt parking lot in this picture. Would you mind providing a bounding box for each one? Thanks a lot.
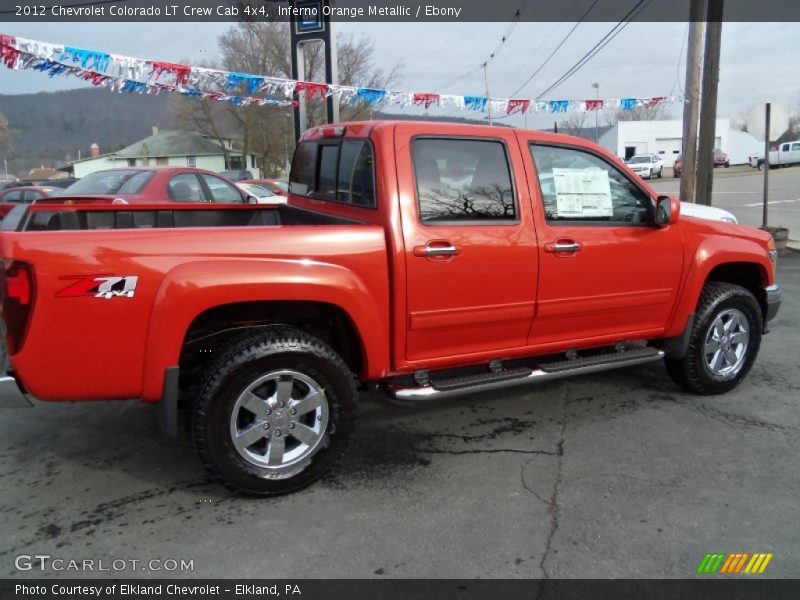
[652,165,800,237]
[1,190,799,580]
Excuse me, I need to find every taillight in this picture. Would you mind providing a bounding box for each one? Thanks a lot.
[1,260,35,354]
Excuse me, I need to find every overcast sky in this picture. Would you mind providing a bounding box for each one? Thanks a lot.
[0,21,797,129]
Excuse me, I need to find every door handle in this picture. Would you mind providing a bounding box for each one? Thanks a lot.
[544,240,582,254]
[413,242,459,258]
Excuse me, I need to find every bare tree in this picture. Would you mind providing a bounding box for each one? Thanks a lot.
[604,104,671,125]
[558,112,589,137]
[0,113,11,156]
[172,22,401,176]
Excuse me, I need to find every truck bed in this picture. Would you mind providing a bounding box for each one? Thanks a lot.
[0,202,390,401]
[5,202,363,232]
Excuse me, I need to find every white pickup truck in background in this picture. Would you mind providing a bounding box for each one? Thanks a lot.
[749,140,800,170]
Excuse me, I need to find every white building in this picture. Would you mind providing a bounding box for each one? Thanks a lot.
[599,118,762,167]
[66,127,258,178]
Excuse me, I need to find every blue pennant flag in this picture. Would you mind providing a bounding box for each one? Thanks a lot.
[355,88,387,104]
[620,98,637,111]
[226,72,264,94]
[464,96,488,112]
[122,80,147,93]
[61,46,110,72]
[33,60,67,77]
[229,96,247,106]
[548,100,570,113]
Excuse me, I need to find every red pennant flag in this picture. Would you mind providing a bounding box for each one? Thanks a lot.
[295,81,329,101]
[150,61,191,86]
[584,99,604,111]
[645,97,665,108]
[0,44,20,68]
[0,34,16,48]
[506,99,531,115]
[82,71,110,87]
[412,93,440,109]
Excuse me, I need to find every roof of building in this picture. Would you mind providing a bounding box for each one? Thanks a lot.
[116,130,229,158]
[26,167,61,179]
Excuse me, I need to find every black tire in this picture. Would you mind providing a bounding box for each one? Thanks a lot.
[657,168,663,178]
[758,161,764,171]
[191,326,356,496]
[665,283,762,395]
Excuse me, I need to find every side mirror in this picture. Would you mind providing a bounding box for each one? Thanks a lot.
[655,195,680,227]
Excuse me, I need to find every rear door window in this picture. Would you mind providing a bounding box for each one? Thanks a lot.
[2,190,24,203]
[201,174,244,203]
[289,139,376,208]
[168,174,206,202]
[411,138,516,223]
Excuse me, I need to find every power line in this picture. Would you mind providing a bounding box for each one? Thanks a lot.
[669,22,690,98]
[508,0,602,98]
[533,0,653,100]
[435,0,530,92]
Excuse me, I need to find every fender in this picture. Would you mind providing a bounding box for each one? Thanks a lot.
[664,233,772,338]
[140,258,390,401]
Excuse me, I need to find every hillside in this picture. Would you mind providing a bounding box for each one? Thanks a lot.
[0,88,177,176]
[0,87,506,178]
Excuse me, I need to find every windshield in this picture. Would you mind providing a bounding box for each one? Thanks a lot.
[275,181,289,193]
[628,156,650,164]
[63,170,153,195]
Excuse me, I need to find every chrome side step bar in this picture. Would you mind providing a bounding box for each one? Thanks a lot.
[384,348,665,401]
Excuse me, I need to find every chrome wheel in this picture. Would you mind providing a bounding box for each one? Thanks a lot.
[703,308,750,378]
[229,370,329,476]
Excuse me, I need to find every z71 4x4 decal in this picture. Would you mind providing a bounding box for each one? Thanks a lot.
[56,275,139,299]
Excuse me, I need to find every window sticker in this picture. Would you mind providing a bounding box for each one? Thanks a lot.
[552,168,613,218]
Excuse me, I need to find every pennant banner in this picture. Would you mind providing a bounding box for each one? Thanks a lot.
[0,33,683,116]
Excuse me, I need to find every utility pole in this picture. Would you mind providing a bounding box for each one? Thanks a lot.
[695,0,724,206]
[680,0,706,203]
[484,64,493,126]
[762,103,771,228]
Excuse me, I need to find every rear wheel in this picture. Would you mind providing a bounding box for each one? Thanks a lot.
[191,327,356,496]
[665,283,762,395]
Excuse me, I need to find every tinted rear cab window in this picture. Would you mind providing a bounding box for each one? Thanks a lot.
[290,139,376,208]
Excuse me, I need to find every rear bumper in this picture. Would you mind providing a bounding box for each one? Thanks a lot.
[0,374,32,408]
[765,284,782,323]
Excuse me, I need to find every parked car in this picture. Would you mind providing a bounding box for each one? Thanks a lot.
[672,151,730,178]
[713,149,730,168]
[220,169,255,182]
[680,201,737,224]
[34,178,80,189]
[0,185,62,220]
[56,167,254,204]
[0,121,780,496]
[242,178,289,195]
[626,154,663,179]
[0,180,35,192]
[749,140,800,170]
[237,182,287,204]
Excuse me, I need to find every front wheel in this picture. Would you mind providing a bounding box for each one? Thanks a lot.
[665,283,762,395]
[191,327,356,496]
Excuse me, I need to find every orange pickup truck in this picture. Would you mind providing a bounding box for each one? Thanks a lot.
[0,121,781,495]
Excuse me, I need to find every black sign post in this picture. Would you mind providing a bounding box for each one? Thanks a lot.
[289,0,338,141]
